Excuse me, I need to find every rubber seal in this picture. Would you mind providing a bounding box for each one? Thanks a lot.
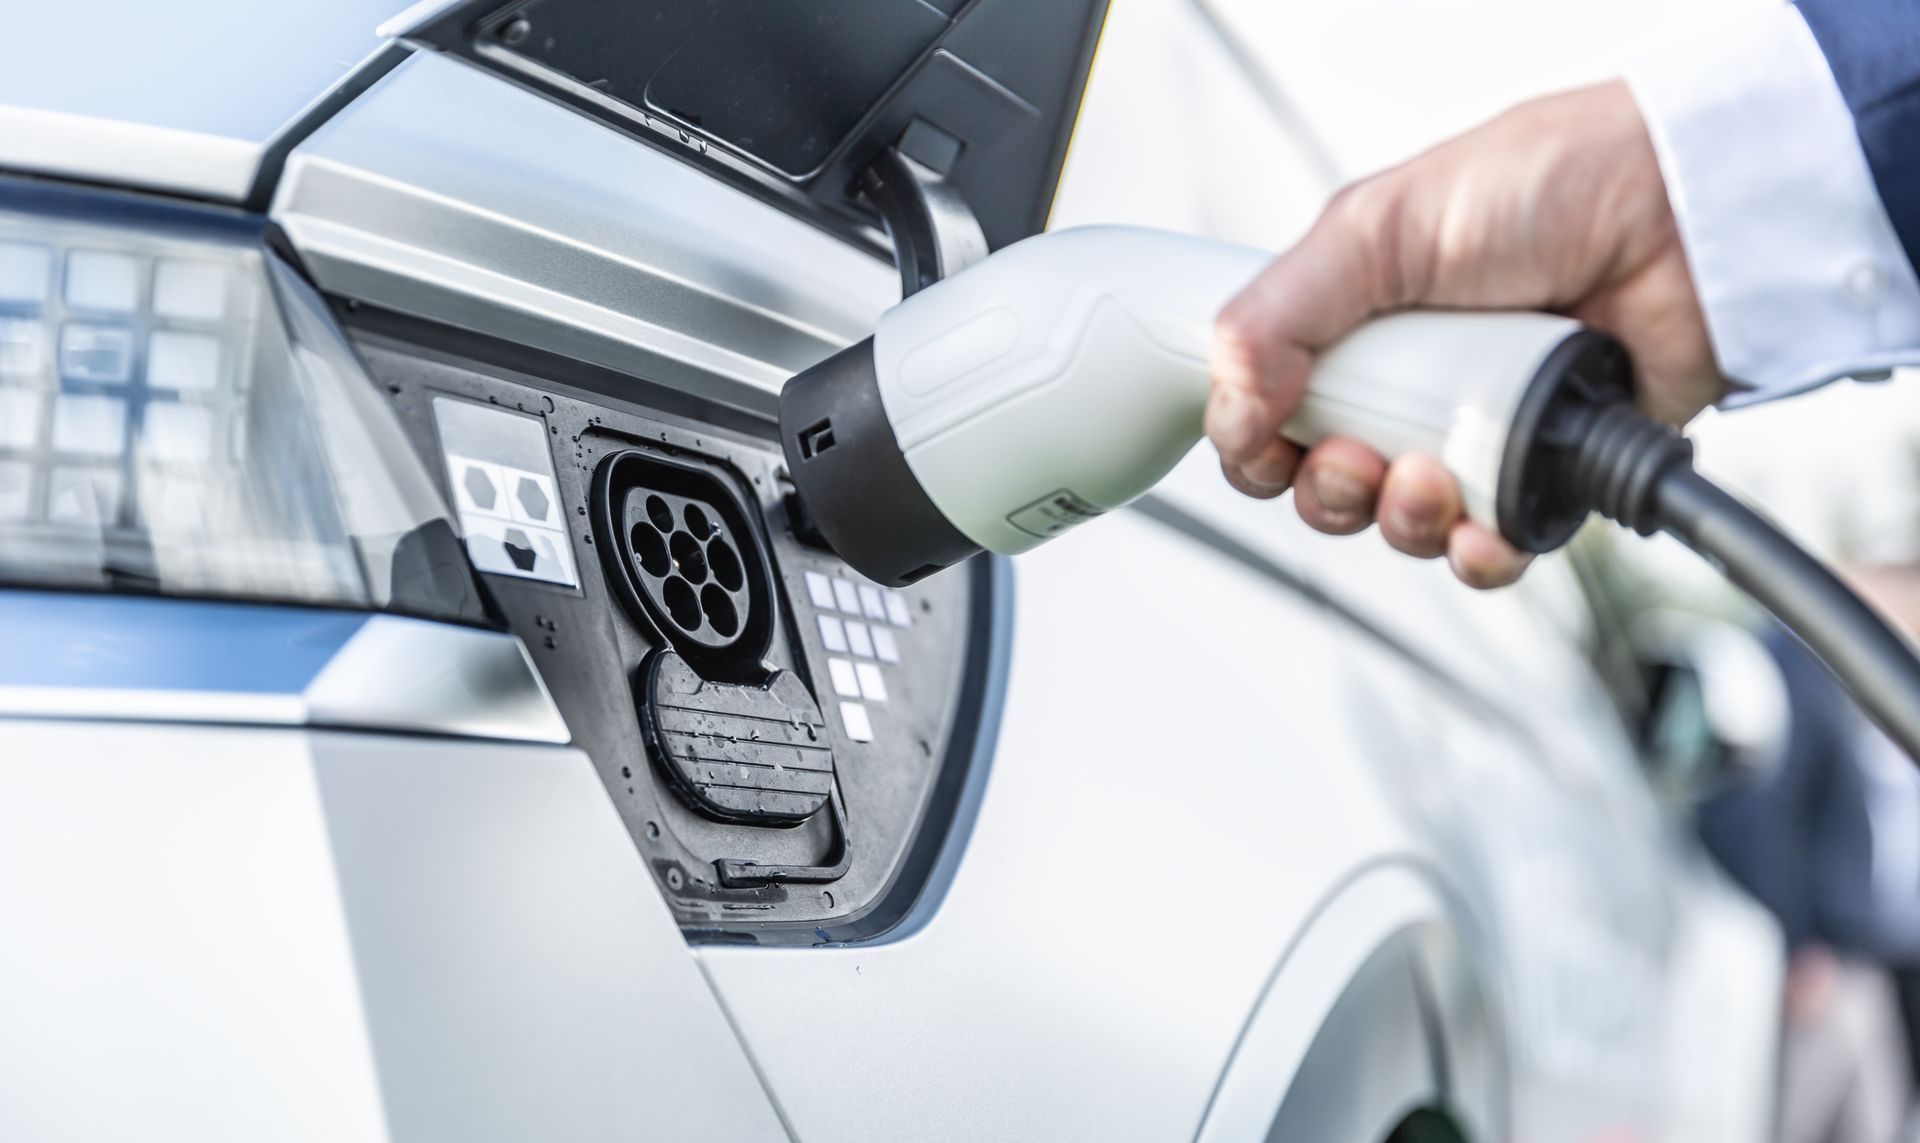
[1494,329,1636,553]
[779,337,982,586]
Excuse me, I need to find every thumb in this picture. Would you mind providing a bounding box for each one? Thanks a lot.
[1207,178,1415,467]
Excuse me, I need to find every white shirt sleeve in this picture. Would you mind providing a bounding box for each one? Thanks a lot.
[1627,4,1920,407]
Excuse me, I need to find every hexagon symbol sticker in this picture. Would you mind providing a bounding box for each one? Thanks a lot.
[505,467,558,527]
[502,527,539,572]
[515,473,552,524]
[461,462,502,515]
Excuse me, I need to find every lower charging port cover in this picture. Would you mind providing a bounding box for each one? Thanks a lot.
[639,650,836,825]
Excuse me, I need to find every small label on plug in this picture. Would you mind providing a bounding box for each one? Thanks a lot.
[1007,489,1105,539]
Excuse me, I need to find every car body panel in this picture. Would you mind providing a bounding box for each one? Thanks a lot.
[0,1,401,201]
[0,718,789,1142]
[696,508,1439,1140]
[0,591,566,741]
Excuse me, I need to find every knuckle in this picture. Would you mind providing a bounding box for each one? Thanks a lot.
[1212,304,1270,374]
[1325,177,1415,307]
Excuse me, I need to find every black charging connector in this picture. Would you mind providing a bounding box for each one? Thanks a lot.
[1502,333,1920,761]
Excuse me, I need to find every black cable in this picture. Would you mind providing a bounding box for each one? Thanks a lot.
[1509,333,1920,762]
[1649,468,1920,760]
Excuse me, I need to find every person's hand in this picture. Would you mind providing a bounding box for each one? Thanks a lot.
[1206,80,1723,588]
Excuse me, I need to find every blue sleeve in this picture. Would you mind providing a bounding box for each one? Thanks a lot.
[1796,0,1920,275]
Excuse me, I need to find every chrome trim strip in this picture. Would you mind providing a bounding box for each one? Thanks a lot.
[272,53,899,419]
[0,591,570,744]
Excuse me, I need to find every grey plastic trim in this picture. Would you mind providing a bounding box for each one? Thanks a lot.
[0,591,569,744]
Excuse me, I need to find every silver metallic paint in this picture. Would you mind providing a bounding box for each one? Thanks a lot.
[273,54,900,419]
[0,2,404,201]
[0,721,789,1141]
[698,509,1429,1140]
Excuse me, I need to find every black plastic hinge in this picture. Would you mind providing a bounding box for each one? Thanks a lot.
[860,144,989,297]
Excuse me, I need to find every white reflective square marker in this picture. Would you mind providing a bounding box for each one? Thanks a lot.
[817,614,849,653]
[845,620,874,659]
[65,250,141,312]
[827,657,860,698]
[59,324,135,384]
[832,577,861,614]
[805,570,836,610]
[839,701,874,743]
[872,626,900,663]
[52,394,126,455]
[147,330,222,392]
[0,389,43,449]
[140,403,214,463]
[858,583,888,621]
[884,591,913,627]
[855,661,887,702]
[0,319,48,380]
[0,243,51,304]
[152,260,228,321]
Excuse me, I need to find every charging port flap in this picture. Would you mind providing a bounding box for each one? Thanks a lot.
[639,650,834,825]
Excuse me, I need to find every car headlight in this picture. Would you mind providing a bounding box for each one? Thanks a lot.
[0,180,484,624]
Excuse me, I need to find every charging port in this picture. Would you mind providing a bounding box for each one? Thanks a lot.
[591,449,776,681]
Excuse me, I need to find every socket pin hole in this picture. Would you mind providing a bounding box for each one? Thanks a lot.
[670,530,708,583]
[645,494,674,532]
[684,503,712,538]
[702,584,739,636]
[707,538,744,591]
[664,576,701,630]
[631,523,670,576]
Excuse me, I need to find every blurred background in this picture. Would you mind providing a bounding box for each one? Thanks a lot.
[1057,2,1920,1140]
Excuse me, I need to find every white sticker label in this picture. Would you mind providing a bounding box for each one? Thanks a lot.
[461,513,577,586]
[435,398,578,589]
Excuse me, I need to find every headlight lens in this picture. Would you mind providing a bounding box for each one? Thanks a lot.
[0,184,485,624]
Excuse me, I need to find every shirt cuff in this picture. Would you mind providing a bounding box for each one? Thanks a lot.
[1627,4,1920,407]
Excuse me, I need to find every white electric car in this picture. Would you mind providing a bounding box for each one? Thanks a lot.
[0,2,1781,1140]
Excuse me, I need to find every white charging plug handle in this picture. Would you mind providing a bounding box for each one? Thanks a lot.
[873,226,1583,555]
